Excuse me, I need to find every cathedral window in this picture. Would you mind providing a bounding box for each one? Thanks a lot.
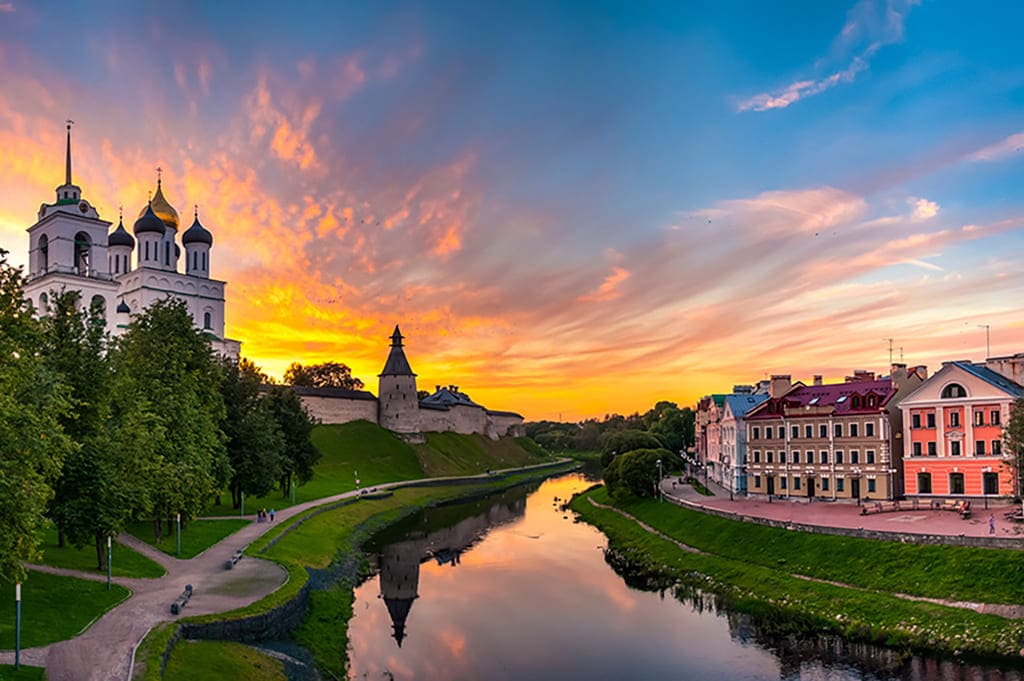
[145,242,150,261]
[202,252,207,270]
[90,295,106,323]
[165,241,171,266]
[38,234,49,272]
[203,311,212,329]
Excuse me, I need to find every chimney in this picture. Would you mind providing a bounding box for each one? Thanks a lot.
[436,385,441,392]
[986,353,1024,385]
[813,375,823,386]
[846,370,875,383]
[769,374,791,398]
[755,379,770,394]
[733,385,753,394]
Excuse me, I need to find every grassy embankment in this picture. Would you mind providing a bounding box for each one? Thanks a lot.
[0,664,46,680]
[124,519,250,559]
[571,485,1024,659]
[163,641,284,681]
[138,424,562,680]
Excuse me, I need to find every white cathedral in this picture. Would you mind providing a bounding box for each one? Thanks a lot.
[23,124,240,357]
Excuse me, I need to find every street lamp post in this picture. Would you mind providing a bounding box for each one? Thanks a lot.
[240,492,245,517]
[15,582,21,670]
[106,536,112,591]
[176,513,182,557]
[657,458,663,502]
[291,476,296,505]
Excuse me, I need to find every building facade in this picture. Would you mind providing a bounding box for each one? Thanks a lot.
[745,365,926,501]
[23,125,239,356]
[900,360,1022,499]
[719,388,769,494]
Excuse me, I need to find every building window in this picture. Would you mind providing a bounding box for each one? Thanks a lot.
[806,450,814,464]
[834,423,842,438]
[949,472,965,495]
[792,451,800,464]
[836,478,845,492]
[752,427,760,440]
[950,441,961,456]
[993,440,1002,456]
[868,395,876,408]
[145,241,150,260]
[867,479,876,494]
[90,295,106,323]
[941,383,967,399]
[850,450,859,464]
[38,234,49,272]
[975,411,985,426]
[821,477,830,491]
[753,451,761,463]
[927,442,936,456]
[793,476,801,490]
[917,472,931,494]
[866,450,875,464]
[912,413,921,429]
[819,424,827,438]
[805,425,813,438]
[926,413,936,428]
[767,452,774,464]
[850,423,859,437]
[780,476,787,490]
[852,396,861,409]
[754,475,761,488]
[203,312,212,329]
[949,412,960,428]
[835,450,844,464]
[780,451,787,464]
[791,425,799,439]
[912,442,922,457]
[766,426,773,439]
[820,451,828,464]
[983,472,999,495]
[865,422,874,437]
[992,410,1001,426]
[202,252,207,269]
[976,440,986,456]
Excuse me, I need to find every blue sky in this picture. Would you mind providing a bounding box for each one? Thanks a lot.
[1,0,1024,419]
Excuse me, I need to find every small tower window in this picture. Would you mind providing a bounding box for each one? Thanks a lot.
[39,292,48,312]
[203,311,211,329]
[202,252,207,270]
[38,234,49,273]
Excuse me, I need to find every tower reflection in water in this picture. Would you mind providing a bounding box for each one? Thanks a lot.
[373,493,527,648]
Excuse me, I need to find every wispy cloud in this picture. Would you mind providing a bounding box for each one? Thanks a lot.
[738,0,919,112]
[0,3,14,13]
[966,131,1024,163]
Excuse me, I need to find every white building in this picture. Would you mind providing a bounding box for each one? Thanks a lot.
[23,124,239,357]
[719,388,769,494]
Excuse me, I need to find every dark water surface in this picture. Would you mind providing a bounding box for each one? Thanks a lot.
[346,473,1023,681]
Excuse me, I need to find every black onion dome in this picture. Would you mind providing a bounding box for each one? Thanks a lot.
[182,215,213,246]
[133,204,166,236]
[116,300,131,314]
[108,218,136,248]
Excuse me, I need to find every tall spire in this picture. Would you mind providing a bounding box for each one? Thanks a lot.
[65,119,73,186]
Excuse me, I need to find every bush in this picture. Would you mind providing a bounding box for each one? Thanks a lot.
[607,448,672,498]
[599,430,664,468]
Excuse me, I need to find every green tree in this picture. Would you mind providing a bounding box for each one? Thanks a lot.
[614,448,672,498]
[112,298,227,542]
[218,357,286,508]
[1004,397,1024,515]
[600,429,663,468]
[41,289,156,568]
[284,361,364,390]
[0,250,72,581]
[263,384,320,497]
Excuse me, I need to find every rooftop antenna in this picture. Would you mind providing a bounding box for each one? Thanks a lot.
[899,347,904,362]
[883,338,894,365]
[977,324,991,359]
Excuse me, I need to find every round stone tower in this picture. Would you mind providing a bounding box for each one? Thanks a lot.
[378,325,420,433]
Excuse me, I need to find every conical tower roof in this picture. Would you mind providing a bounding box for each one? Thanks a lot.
[379,325,416,376]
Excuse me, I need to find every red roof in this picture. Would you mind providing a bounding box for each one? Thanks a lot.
[747,378,894,420]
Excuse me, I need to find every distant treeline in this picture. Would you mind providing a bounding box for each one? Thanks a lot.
[526,401,694,455]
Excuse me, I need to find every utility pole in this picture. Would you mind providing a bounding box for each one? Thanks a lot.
[978,325,991,359]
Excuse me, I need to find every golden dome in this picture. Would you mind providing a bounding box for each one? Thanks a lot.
[138,179,180,231]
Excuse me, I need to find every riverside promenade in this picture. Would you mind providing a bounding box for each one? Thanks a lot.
[0,460,570,681]
[660,476,1024,542]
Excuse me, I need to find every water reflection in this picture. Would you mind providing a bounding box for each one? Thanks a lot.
[348,474,1024,681]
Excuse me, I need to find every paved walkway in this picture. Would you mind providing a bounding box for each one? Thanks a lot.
[660,476,1024,540]
[0,460,570,681]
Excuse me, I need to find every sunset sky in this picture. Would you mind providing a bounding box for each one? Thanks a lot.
[3,1,1024,421]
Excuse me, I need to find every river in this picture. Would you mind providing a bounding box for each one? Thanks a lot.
[345,472,1024,681]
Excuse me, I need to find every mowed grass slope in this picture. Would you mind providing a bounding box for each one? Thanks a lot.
[163,641,285,681]
[38,525,165,578]
[416,432,549,477]
[125,519,250,559]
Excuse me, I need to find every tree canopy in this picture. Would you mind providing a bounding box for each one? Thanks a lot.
[526,401,694,456]
[284,361,364,390]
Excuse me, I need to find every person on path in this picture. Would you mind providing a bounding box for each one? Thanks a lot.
[990,513,996,535]
[270,508,275,522]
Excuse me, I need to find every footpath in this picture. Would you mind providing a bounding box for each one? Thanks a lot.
[0,460,570,681]
[660,476,1024,541]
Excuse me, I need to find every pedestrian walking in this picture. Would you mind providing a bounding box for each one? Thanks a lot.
[990,513,996,535]
[270,508,275,522]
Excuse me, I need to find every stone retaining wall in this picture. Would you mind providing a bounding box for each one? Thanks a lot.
[666,494,1024,550]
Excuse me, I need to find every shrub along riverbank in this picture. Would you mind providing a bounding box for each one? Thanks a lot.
[570,486,1024,661]
[137,461,576,680]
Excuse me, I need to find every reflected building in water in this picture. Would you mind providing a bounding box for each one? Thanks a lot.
[377,496,526,647]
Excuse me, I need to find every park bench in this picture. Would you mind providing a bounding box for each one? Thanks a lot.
[932,499,971,518]
[170,584,194,615]
[860,500,901,515]
[224,549,243,570]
